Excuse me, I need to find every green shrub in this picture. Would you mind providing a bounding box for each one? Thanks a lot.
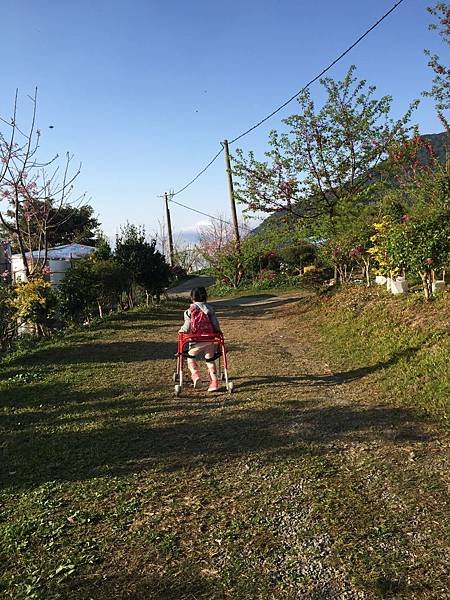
[0,284,15,350]
[9,278,57,336]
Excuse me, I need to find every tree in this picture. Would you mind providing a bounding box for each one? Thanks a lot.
[173,244,204,274]
[0,90,84,279]
[91,260,129,317]
[115,223,170,306]
[58,258,129,322]
[198,218,244,287]
[57,260,98,323]
[279,241,317,275]
[233,66,416,239]
[0,203,100,251]
[423,3,450,131]
[92,232,113,261]
[139,248,171,305]
[387,212,449,300]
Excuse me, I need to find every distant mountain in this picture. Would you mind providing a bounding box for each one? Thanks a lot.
[419,131,450,164]
[252,132,449,235]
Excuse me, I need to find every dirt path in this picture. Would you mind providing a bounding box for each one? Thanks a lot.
[167,275,215,296]
[207,293,449,598]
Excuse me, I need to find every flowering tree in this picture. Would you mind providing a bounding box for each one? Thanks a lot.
[233,66,416,239]
[0,90,84,279]
[369,156,450,299]
[423,3,450,132]
[198,217,244,287]
[387,212,449,300]
[173,244,204,274]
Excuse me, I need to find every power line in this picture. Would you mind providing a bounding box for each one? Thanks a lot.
[169,197,232,224]
[167,0,406,219]
[169,196,254,232]
[230,0,406,144]
[171,147,223,197]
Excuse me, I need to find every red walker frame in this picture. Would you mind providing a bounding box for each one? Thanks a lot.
[173,332,234,395]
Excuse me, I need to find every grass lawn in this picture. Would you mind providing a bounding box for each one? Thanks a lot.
[1,295,449,599]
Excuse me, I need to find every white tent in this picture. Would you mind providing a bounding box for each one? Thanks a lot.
[11,243,96,286]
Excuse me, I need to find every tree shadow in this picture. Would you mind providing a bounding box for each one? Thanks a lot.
[234,344,426,391]
[2,382,434,490]
[4,340,177,367]
[95,321,174,332]
[212,293,277,305]
[213,295,303,317]
[69,568,220,600]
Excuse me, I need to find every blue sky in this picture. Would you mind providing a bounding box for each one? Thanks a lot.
[0,0,445,242]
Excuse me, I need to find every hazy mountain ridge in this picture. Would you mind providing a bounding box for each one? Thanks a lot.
[253,131,449,234]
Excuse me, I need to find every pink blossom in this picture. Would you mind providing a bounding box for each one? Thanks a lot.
[425,258,433,266]
[349,246,363,258]
[332,246,341,258]
[42,265,52,275]
[401,214,411,223]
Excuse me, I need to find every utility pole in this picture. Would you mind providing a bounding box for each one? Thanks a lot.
[223,139,241,252]
[164,192,175,267]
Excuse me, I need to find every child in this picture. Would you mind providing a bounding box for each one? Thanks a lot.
[179,287,221,392]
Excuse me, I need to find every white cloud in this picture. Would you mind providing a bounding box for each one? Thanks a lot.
[177,219,210,233]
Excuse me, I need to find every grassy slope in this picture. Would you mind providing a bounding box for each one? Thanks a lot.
[316,287,450,422]
[1,294,449,599]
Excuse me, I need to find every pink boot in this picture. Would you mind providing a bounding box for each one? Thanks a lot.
[207,379,220,393]
[207,362,220,392]
[192,371,202,389]
[188,359,202,389]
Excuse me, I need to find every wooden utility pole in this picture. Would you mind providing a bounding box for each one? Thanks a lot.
[164,192,175,267]
[223,139,241,252]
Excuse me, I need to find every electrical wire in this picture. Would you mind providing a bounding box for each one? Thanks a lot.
[229,0,406,144]
[169,197,232,225]
[169,197,255,232]
[171,147,223,197]
[166,0,406,222]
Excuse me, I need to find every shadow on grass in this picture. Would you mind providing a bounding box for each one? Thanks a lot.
[0,303,435,491]
[2,377,433,490]
[98,310,183,325]
[94,321,176,333]
[213,295,303,317]
[70,568,219,600]
[4,340,176,367]
[235,344,427,391]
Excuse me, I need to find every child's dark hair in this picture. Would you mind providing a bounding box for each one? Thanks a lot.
[190,287,207,303]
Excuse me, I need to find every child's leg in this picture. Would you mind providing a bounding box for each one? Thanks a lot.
[187,344,201,386]
[205,344,219,392]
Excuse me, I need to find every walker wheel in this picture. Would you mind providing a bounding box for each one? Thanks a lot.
[172,372,178,382]
[174,384,181,396]
[227,381,235,394]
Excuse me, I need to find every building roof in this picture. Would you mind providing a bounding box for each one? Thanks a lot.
[12,243,96,261]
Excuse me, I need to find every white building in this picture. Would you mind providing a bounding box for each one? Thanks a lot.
[11,243,96,286]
